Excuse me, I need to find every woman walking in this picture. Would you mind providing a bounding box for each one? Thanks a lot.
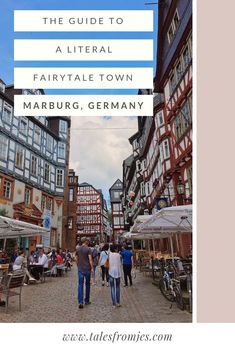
[99,244,109,286]
[109,244,122,307]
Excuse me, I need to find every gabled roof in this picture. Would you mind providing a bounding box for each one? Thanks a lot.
[109,179,123,192]
[79,182,91,187]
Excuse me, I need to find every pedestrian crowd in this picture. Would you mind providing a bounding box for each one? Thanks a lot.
[76,237,134,309]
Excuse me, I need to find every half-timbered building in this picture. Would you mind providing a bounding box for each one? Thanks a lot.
[122,0,192,256]
[109,179,124,242]
[77,182,111,243]
[0,81,70,252]
[62,169,78,251]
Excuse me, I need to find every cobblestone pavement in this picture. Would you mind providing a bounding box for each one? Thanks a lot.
[0,266,192,323]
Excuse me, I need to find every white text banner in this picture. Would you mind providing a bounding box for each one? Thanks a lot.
[14,10,153,32]
[14,39,153,61]
[14,95,153,117]
[14,67,153,89]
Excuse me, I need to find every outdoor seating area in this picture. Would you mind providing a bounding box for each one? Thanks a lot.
[0,247,73,312]
[0,271,26,313]
[0,216,73,312]
[123,205,193,313]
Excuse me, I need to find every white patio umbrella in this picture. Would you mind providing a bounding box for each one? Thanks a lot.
[127,205,192,259]
[0,216,49,239]
[139,205,192,234]
[130,215,152,233]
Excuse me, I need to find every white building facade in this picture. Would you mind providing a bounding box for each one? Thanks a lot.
[0,82,70,252]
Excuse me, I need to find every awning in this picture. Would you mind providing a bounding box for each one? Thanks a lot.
[125,205,192,259]
[130,215,152,233]
[139,205,192,234]
[0,216,50,239]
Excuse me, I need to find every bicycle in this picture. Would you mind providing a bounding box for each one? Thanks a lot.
[159,262,184,310]
[184,263,192,313]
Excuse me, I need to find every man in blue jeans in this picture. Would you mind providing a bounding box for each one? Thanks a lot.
[76,237,93,309]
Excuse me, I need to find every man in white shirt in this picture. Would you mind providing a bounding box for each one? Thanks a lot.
[31,248,49,280]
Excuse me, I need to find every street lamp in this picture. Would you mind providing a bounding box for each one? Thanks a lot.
[176,179,185,205]
[176,180,185,196]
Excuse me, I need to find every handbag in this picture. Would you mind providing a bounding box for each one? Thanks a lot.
[104,252,109,269]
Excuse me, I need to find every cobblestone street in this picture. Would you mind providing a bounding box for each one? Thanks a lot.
[0,266,192,323]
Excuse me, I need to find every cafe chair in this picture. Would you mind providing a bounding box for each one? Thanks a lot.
[0,271,26,313]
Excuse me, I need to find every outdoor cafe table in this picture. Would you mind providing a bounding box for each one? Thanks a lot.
[28,264,44,278]
[0,264,9,283]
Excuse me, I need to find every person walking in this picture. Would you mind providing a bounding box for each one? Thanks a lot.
[98,243,109,286]
[90,242,99,285]
[108,244,122,307]
[76,237,93,309]
[121,244,134,287]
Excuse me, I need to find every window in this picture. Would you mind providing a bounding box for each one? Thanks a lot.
[68,218,73,229]
[140,182,145,196]
[169,72,176,94]
[19,117,28,135]
[176,61,182,81]
[136,161,141,171]
[56,169,64,187]
[175,115,183,140]
[113,217,120,226]
[167,24,174,44]
[167,9,180,44]
[158,111,164,126]
[15,145,24,169]
[59,120,67,133]
[146,182,150,195]
[181,102,191,129]
[30,155,38,176]
[174,97,192,140]
[113,203,121,211]
[69,188,74,201]
[114,191,121,199]
[186,166,192,194]
[163,140,170,159]
[46,135,53,152]
[0,134,8,160]
[183,46,190,69]
[44,163,50,182]
[173,10,180,30]
[58,142,65,158]
[41,195,46,211]
[133,139,138,150]
[2,103,12,124]
[34,126,41,144]
[25,188,32,206]
[47,197,53,211]
[3,180,12,199]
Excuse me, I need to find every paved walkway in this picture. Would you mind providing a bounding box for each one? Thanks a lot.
[0,266,192,323]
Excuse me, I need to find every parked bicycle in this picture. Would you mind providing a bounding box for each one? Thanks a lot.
[159,261,184,310]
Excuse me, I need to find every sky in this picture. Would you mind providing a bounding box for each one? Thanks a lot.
[0,0,158,204]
